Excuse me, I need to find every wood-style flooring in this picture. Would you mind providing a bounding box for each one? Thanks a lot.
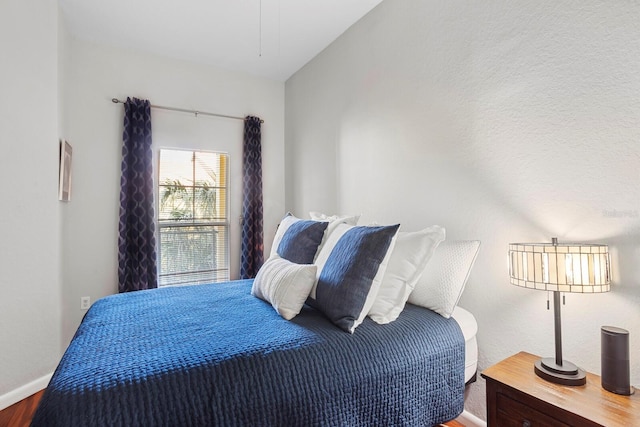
[0,390,467,427]
[0,390,43,427]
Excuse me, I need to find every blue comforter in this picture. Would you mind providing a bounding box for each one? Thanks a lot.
[32,280,464,426]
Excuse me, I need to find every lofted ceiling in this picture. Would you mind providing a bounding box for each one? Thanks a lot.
[59,0,384,82]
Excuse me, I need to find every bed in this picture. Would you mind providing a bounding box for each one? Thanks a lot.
[33,216,480,426]
[31,279,478,426]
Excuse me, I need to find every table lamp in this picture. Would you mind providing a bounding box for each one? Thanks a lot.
[508,237,611,386]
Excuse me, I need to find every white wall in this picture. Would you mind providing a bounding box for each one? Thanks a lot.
[285,0,640,419]
[0,0,62,402]
[61,38,285,345]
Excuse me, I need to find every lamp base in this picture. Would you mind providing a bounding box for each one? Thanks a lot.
[534,358,586,386]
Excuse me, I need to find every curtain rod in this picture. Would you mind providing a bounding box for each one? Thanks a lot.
[111,98,264,123]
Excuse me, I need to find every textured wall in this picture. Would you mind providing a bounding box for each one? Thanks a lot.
[286,0,640,419]
[0,0,62,399]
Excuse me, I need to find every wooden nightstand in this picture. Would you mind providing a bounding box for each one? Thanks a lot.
[481,352,640,426]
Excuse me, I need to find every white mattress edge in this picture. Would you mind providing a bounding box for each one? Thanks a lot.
[451,306,478,383]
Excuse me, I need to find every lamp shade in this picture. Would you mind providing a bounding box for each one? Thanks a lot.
[509,241,610,293]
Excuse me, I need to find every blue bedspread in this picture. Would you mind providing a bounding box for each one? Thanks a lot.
[32,280,464,426]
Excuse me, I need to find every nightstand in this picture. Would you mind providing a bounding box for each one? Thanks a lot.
[481,351,640,426]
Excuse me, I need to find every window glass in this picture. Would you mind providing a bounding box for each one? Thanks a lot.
[158,149,229,286]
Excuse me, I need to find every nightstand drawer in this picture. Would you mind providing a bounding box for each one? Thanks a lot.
[496,393,569,427]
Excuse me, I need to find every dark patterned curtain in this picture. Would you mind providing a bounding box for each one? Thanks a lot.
[240,116,264,279]
[117,97,158,292]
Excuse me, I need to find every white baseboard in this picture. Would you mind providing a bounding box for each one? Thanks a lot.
[0,373,52,411]
[458,409,487,427]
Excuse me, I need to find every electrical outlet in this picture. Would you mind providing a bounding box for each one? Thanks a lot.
[80,296,91,310]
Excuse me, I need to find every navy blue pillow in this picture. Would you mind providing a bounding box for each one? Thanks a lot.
[314,224,400,333]
[277,220,329,264]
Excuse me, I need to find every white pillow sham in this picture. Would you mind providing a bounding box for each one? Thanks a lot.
[408,240,480,318]
[251,256,317,320]
[309,211,361,225]
[368,225,446,324]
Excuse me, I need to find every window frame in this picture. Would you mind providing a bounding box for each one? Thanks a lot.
[156,148,230,286]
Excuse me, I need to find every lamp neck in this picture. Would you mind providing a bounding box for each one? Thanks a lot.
[553,290,563,366]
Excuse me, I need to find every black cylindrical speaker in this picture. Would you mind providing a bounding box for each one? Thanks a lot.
[601,326,633,395]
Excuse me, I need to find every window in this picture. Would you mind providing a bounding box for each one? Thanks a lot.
[158,149,229,286]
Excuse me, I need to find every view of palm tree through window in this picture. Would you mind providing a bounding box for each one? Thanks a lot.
[158,149,229,286]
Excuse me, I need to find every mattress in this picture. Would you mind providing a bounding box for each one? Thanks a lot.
[451,306,478,383]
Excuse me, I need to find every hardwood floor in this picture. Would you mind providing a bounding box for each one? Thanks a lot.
[0,390,467,427]
[0,391,43,427]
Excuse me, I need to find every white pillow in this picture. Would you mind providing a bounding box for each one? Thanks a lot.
[408,240,480,318]
[309,211,361,225]
[368,225,446,324]
[251,256,317,320]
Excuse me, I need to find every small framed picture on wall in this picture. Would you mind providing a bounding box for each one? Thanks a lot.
[59,139,72,201]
